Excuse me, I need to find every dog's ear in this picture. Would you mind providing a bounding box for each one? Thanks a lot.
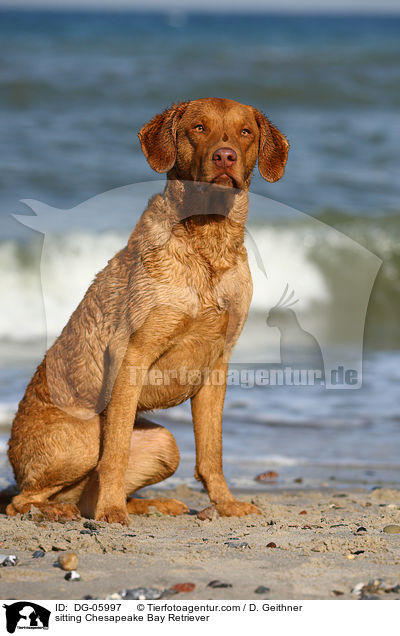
[138,102,190,173]
[253,108,289,183]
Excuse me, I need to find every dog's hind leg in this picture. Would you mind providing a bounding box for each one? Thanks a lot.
[125,418,188,516]
[79,418,188,517]
[7,411,101,522]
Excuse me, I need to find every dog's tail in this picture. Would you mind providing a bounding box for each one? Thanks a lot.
[0,486,17,513]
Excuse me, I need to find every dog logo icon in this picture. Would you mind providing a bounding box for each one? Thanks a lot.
[266,284,325,378]
[3,602,50,633]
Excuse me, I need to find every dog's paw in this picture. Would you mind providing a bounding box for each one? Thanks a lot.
[155,498,189,516]
[126,497,189,516]
[215,500,262,517]
[38,503,81,522]
[95,505,130,526]
[5,502,19,516]
[6,501,81,522]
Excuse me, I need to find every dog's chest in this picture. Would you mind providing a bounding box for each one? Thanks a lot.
[136,242,252,411]
[137,306,229,411]
[138,282,251,412]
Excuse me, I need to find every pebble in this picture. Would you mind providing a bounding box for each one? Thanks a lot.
[121,588,164,600]
[266,542,277,548]
[255,471,278,482]
[83,521,100,531]
[255,586,270,594]
[80,529,98,535]
[0,555,18,567]
[224,541,249,549]
[171,583,196,593]
[58,552,79,571]
[299,510,307,515]
[65,570,81,581]
[383,525,400,534]
[365,578,385,592]
[351,582,365,596]
[385,583,400,593]
[208,580,232,589]
[32,550,45,558]
[347,554,356,560]
[352,579,386,599]
[332,590,344,596]
[293,478,303,483]
[197,506,219,521]
[105,593,122,600]
[361,594,380,600]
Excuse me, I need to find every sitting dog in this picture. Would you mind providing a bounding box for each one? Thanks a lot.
[7,98,288,524]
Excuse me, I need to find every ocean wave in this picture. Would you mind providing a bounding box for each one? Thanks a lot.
[0,224,330,340]
[0,212,398,345]
[0,404,17,426]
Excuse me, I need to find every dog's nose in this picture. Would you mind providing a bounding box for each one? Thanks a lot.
[212,147,237,168]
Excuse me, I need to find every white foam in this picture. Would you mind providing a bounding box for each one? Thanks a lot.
[246,225,329,312]
[0,403,16,426]
[0,185,381,354]
[0,231,128,342]
[0,225,331,343]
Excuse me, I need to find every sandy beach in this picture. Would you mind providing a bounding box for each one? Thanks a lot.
[0,485,399,601]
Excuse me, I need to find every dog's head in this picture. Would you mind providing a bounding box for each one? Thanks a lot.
[139,98,289,190]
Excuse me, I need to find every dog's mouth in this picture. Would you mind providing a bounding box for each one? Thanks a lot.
[210,173,239,189]
[191,169,242,192]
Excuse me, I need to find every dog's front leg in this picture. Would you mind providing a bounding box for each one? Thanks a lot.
[93,309,190,525]
[191,357,261,518]
[94,342,146,525]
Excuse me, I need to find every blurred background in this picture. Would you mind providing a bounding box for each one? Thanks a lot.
[0,2,399,492]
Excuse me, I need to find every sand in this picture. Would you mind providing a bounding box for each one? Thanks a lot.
[1,485,400,600]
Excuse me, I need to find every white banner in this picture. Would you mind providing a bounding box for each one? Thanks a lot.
[0,599,391,635]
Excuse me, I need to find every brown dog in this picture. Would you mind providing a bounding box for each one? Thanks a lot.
[7,98,288,525]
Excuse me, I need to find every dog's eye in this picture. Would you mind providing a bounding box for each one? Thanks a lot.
[193,124,205,132]
[241,128,251,136]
